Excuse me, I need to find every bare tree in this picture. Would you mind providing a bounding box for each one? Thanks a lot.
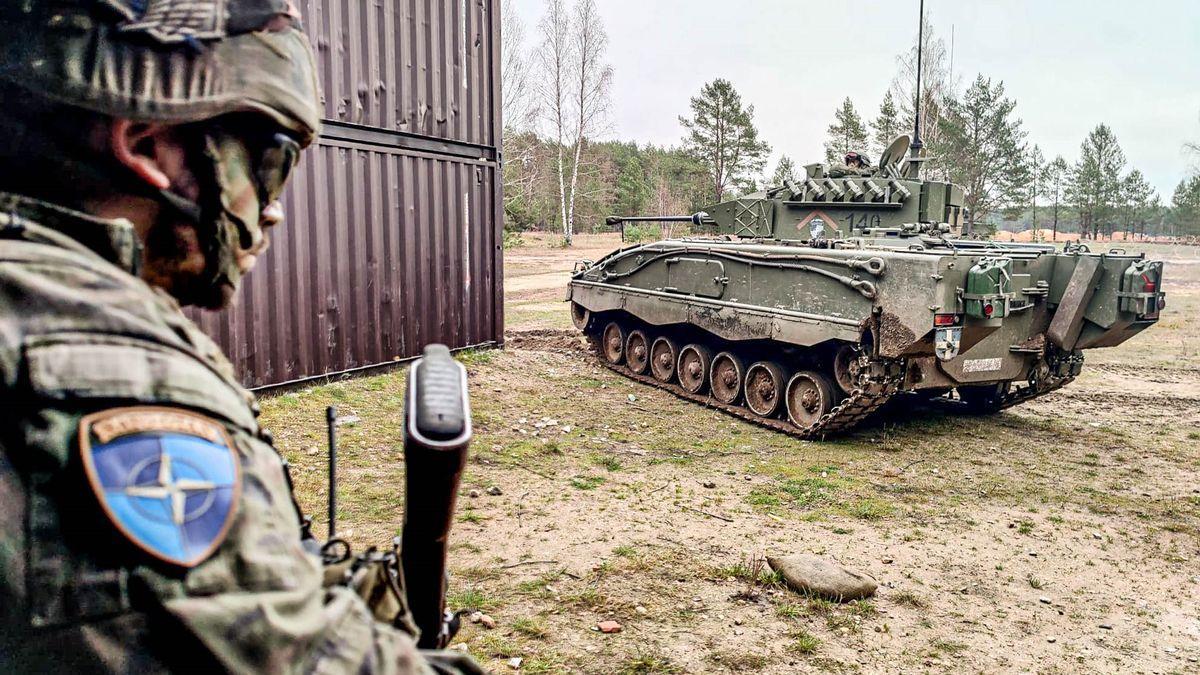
[888,13,958,180]
[563,0,612,245]
[501,0,536,133]
[533,0,611,246]
[536,0,573,241]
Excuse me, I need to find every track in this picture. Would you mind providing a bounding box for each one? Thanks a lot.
[586,335,903,439]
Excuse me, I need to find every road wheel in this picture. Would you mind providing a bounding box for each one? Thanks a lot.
[832,343,863,395]
[786,371,836,429]
[958,383,1009,414]
[601,322,625,365]
[650,336,679,383]
[571,302,591,331]
[625,330,650,374]
[677,344,713,394]
[710,352,744,404]
[745,361,786,417]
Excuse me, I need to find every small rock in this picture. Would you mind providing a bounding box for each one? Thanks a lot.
[881,557,894,564]
[1092,532,1103,540]
[1099,623,1113,630]
[1039,596,1051,604]
[733,628,744,636]
[767,554,878,601]
[336,415,361,427]
[1165,646,1178,654]
[451,643,469,651]
[561,425,573,433]
[507,657,523,669]
[635,605,647,615]
[702,481,717,489]
[1028,551,1039,557]
[733,618,743,626]
[468,489,481,498]
[627,394,637,402]
[1047,637,1057,644]
[486,486,503,496]
[744,475,753,482]
[597,620,623,633]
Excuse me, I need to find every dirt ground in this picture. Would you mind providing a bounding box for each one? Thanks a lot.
[261,232,1200,674]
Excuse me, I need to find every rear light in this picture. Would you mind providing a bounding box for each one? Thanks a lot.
[983,303,995,317]
[933,313,960,327]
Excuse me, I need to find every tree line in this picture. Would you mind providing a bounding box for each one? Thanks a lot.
[502,2,1200,243]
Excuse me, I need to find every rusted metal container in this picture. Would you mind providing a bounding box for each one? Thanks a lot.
[190,0,504,388]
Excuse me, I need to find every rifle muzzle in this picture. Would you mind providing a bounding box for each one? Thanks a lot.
[401,344,472,649]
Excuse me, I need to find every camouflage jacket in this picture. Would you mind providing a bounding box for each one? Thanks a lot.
[0,193,481,674]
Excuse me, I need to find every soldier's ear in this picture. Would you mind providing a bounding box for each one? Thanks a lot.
[109,119,180,192]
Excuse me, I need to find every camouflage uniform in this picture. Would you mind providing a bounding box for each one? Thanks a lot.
[0,2,481,672]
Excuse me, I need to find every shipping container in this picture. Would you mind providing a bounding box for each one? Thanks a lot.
[191,0,504,388]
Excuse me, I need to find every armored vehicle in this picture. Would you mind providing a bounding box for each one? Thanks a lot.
[565,137,1167,437]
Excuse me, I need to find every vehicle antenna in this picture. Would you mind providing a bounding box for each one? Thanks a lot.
[910,0,925,175]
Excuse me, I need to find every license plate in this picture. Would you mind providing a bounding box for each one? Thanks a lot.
[962,358,1003,373]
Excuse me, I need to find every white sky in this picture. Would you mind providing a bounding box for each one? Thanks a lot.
[509,0,1200,198]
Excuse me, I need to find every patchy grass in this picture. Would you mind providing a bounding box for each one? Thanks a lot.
[512,616,550,639]
[789,629,821,654]
[569,474,606,490]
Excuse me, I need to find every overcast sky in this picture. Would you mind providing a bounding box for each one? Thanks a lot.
[509,0,1199,198]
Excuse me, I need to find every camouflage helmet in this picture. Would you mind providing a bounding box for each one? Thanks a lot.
[0,0,321,146]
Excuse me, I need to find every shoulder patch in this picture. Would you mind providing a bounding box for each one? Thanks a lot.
[79,407,241,568]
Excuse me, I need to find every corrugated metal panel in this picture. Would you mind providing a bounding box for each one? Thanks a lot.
[190,0,504,388]
[300,0,496,147]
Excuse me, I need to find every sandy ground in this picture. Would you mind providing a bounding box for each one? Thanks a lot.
[262,233,1200,674]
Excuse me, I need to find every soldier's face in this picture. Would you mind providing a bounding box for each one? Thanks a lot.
[139,127,295,306]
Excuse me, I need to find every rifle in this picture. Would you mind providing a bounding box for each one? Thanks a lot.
[321,344,472,649]
[400,344,473,649]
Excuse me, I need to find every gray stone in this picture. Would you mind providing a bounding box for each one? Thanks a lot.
[766,554,878,602]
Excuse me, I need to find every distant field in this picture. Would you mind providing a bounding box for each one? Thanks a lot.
[261,233,1200,673]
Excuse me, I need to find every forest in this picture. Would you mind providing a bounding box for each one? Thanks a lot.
[502,0,1200,244]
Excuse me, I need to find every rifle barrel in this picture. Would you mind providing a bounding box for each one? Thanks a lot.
[401,345,472,649]
[326,406,337,538]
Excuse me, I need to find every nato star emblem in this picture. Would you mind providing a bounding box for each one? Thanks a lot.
[80,407,242,567]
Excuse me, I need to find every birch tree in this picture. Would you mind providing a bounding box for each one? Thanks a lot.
[501,0,535,133]
[563,0,612,245]
[888,14,956,179]
[536,0,573,242]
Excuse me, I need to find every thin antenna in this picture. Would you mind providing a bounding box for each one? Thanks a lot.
[911,0,925,158]
[950,24,955,90]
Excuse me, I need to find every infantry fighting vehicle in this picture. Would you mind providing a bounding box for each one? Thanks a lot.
[565,136,1167,437]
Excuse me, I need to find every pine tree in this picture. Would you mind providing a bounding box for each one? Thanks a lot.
[1068,124,1126,239]
[680,78,771,201]
[771,155,797,186]
[1025,145,1046,239]
[1045,156,1071,241]
[1120,169,1154,238]
[824,97,869,164]
[1170,175,1200,236]
[870,91,904,156]
[936,75,1028,234]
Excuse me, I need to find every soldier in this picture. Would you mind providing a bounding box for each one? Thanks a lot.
[829,151,873,177]
[0,2,481,673]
